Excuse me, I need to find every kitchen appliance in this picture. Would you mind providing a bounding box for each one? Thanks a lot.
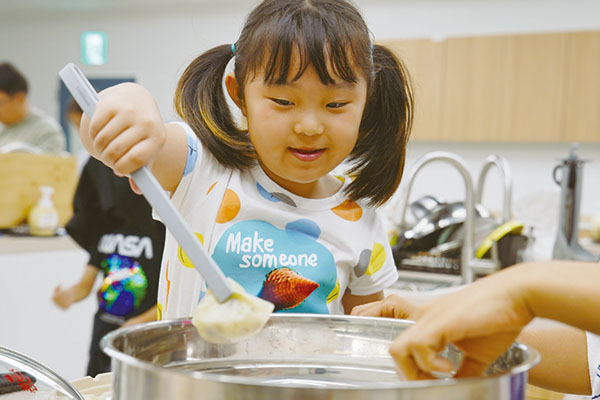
[552,144,599,261]
[101,314,539,400]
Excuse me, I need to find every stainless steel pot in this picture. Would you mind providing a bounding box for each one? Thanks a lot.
[0,345,86,399]
[101,314,538,400]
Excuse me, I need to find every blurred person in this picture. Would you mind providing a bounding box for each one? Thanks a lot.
[52,154,165,377]
[0,62,66,153]
[352,261,600,397]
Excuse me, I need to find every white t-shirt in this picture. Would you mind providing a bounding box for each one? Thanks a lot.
[586,332,600,398]
[156,123,398,319]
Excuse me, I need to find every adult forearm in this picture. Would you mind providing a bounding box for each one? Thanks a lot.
[518,325,590,395]
[518,261,600,335]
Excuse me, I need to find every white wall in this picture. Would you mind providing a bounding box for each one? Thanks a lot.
[0,1,598,113]
[2,1,598,217]
[3,0,600,120]
[1,7,598,223]
[1,2,598,221]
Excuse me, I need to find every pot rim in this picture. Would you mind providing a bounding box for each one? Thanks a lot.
[101,314,540,390]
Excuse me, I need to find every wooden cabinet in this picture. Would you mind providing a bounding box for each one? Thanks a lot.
[564,30,600,142]
[382,39,444,141]
[382,31,599,142]
[508,33,567,142]
[0,153,77,228]
[440,35,514,141]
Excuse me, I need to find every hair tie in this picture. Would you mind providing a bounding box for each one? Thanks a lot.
[231,43,236,55]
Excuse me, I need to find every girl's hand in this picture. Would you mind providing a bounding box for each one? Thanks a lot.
[79,83,166,176]
[121,316,142,328]
[350,294,418,320]
[387,268,534,380]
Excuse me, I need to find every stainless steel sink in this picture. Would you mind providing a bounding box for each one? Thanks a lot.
[391,151,516,285]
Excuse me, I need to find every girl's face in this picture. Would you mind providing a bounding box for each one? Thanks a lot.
[228,57,368,198]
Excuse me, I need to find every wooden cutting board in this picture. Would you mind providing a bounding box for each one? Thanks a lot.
[0,153,78,229]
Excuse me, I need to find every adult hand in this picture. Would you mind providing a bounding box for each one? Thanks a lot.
[387,268,534,380]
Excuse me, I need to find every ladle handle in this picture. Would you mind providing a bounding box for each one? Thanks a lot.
[130,167,233,301]
[58,63,234,302]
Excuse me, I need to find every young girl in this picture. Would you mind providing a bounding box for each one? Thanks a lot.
[80,0,413,319]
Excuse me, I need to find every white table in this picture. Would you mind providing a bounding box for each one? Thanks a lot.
[0,234,99,381]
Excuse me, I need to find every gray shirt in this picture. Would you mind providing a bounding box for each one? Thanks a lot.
[0,107,66,153]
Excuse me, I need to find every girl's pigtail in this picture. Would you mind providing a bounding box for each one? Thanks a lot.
[175,44,255,169]
[347,44,414,206]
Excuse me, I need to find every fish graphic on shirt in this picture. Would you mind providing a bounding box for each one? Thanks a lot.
[258,267,319,311]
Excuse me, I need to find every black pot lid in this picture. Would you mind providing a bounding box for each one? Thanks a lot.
[0,345,84,399]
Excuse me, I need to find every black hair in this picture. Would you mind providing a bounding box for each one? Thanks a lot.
[0,62,28,95]
[175,0,413,206]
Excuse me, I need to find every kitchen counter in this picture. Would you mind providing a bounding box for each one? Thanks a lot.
[580,237,600,255]
[0,235,96,381]
[0,233,79,254]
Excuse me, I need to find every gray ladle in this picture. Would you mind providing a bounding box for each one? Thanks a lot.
[58,63,233,302]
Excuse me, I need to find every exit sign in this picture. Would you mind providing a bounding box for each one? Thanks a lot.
[81,31,107,66]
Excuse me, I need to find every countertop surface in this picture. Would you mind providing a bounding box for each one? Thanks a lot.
[580,237,600,254]
[2,232,598,256]
[0,233,79,254]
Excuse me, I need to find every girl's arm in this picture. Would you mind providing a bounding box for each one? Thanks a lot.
[79,83,188,193]
[52,265,99,310]
[351,294,418,319]
[148,123,188,193]
[342,290,384,315]
[122,304,158,327]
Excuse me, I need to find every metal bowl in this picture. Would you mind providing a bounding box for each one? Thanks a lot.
[101,314,539,400]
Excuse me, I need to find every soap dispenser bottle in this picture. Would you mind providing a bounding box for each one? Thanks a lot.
[28,185,59,236]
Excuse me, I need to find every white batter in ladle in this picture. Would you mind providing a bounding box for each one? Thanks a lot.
[127,168,274,343]
[59,63,274,344]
